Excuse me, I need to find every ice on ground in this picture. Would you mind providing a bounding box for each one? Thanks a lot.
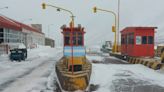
[90,64,164,92]
[88,55,164,92]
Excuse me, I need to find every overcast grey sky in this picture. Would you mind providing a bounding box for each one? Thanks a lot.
[0,0,164,46]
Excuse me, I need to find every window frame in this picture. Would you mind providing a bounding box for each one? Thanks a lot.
[64,31,84,46]
[142,36,147,44]
[148,36,154,44]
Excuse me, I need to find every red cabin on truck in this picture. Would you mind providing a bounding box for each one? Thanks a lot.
[121,27,157,58]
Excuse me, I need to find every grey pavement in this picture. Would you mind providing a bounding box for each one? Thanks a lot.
[102,57,128,64]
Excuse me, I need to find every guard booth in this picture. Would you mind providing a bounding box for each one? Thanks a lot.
[121,27,157,57]
[61,24,86,72]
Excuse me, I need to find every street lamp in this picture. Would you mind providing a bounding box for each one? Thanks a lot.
[48,24,55,38]
[92,6,117,53]
[42,3,75,74]
[117,0,120,51]
[0,6,8,10]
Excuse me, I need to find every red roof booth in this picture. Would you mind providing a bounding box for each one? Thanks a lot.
[121,27,157,57]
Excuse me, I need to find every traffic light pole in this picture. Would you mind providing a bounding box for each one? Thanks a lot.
[70,16,74,75]
[93,7,117,53]
[42,3,75,74]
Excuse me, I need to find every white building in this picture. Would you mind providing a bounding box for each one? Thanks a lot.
[0,15,45,53]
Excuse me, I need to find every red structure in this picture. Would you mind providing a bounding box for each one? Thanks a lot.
[121,27,157,57]
[0,16,43,34]
[61,25,85,47]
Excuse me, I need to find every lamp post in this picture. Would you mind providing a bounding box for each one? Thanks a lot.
[42,3,75,74]
[0,7,8,10]
[48,24,54,38]
[117,0,120,52]
[93,7,117,53]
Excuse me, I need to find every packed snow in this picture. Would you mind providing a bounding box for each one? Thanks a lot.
[0,46,164,92]
[88,55,164,92]
[0,46,62,92]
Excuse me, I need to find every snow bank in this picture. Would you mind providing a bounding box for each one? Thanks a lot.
[27,46,62,59]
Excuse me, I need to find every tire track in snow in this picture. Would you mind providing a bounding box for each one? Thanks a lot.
[0,58,48,92]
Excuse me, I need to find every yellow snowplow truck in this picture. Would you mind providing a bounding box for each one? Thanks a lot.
[161,47,164,63]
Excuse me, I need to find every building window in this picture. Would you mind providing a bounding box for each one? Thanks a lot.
[142,36,147,44]
[148,36,153,44]
[130,33,134,44]
[121,35,124,44]
[121,38,123,44]
[136,36,141,45]
[77,33,83,45]
[64,32,83,46]
[73,32,77,45]
[2,29,25,44]
[125,35,127,45]
[78,36,83,45]
[73,36,76,45]
[64,37,70,45]
[128,33,134,44]
[0,28,4,43]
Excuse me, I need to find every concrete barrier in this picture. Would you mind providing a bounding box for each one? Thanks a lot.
[140,60,144,64]
[132,58,136,64]
[127,56,130,62]
[110,53,163,70]
[142,61,147,65]
[129,57,134,64]
[143,61,149,66]
[135,59,140,64]
[127,57,163,70]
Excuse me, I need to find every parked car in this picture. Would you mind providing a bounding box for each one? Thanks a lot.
[10,48,27,61]
[9,43,27,62]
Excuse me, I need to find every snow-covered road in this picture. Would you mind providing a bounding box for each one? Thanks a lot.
[0,46,62,92]
[1,47,164,92]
